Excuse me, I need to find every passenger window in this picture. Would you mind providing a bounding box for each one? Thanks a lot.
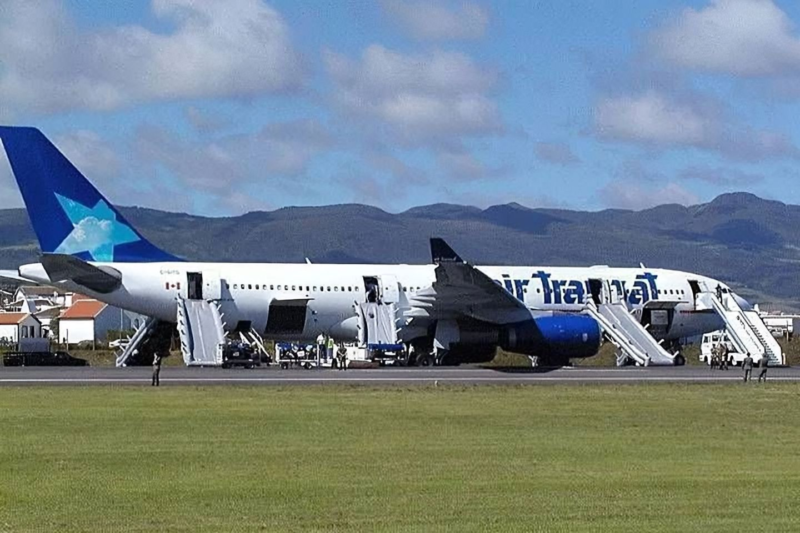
[334,286,339,292]
[313,286,317,292]
[348,286,352,292]
[355,287,359,292]
[255,284,259,290]
[234,284,238,290]
[248,284,252,290]
[292,285,296,291]
[341,287,345,292]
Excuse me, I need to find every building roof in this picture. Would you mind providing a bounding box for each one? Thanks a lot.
[16,286,61,296]
[60,300,108,320]
[0,313,32,325]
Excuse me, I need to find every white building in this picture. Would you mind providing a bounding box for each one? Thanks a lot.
[59,299,132,345]
[0,313,42,346]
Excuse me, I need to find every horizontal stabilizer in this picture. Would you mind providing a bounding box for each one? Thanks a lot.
[0,270,33,283]
[430,238,464,264]
[40,254,122,294]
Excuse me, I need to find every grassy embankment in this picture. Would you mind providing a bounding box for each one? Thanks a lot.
[1,385,799,532]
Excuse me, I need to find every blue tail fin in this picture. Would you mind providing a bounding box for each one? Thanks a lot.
[0,126,180,263]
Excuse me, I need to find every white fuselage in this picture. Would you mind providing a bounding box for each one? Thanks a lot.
[20,261,726,344]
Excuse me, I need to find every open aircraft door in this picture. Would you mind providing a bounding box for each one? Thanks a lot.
[204,270,222,301]
[378,274,400,304]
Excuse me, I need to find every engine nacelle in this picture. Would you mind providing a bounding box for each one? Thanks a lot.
[500,315,601,359]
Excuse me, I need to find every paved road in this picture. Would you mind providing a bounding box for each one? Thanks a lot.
[0,365,796,386]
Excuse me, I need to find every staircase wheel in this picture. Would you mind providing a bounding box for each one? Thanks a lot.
[418,354,435,367]
[673,354,686,366]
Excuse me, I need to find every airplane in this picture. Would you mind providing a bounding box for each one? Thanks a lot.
[0,126,744,366]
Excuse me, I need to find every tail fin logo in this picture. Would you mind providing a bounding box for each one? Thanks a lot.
[54,193,140,262]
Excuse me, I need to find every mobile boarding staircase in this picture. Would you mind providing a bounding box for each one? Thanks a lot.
[699,284,784,365]
[115,317,174,367]
[355,301,401,347]
[176,297,227,366]
[583,281,678,367]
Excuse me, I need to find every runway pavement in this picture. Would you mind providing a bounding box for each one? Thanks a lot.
[0,365,798,386]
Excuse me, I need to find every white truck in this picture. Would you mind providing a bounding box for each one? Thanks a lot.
[700,330,747,366]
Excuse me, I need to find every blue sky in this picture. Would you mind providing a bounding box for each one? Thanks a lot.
[2,0,800,215]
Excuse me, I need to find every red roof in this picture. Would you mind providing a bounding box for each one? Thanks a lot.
[61,300,108,320]
[0,313,31,325]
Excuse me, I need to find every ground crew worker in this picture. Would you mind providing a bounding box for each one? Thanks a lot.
[337,344,348,371]
[316,333,326,363]
[719,343,729,370]
[710,347,718,370]
[758,354,769,383]
[326,336,335,364]
[742,352,753,382]
[152,353,162,387]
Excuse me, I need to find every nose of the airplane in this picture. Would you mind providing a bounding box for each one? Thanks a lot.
[731,292,753,311]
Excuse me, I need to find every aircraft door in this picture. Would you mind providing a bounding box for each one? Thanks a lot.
[204,270,222,301]
[378,274,400,304]
[688,280,701,309]
[587,279,603,305]
[186,272,203,300]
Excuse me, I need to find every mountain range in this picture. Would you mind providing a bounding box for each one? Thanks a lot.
[1,192,797,308]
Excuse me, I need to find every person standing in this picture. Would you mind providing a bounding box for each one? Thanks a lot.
[719,343,729,371]
[337,344,348,371]
[742,352,753,383]
[316,333,326,363]
[327,336,335,364]
[758,354,769,383]
[152,353,162,387]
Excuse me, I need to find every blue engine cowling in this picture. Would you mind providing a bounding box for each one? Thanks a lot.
[500,315,601,359]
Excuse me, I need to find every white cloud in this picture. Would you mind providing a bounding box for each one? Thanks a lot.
[436,147,503,181]
[134,120,334,193]
[594,91,712,145]
[594,90,799,161]
[382,0,489,41]
[651,0,800,77]
[54,131,122,183]
[534,141,580,166]
[0,0,303,115]
[185,107,231,134]
[598,180,699,210]
[324,45,502,144]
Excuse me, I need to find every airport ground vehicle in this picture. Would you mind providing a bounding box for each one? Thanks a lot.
[3,351,88,367]
[700,331,747,366]
[220,343,259,369]
[276,343,318,369]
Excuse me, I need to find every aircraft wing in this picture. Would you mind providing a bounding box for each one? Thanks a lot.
[420,239,532,324]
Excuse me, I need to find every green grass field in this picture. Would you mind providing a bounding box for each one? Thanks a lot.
[1,384,800,532]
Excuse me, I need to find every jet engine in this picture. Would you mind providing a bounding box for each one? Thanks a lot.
[500,315,601,360]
